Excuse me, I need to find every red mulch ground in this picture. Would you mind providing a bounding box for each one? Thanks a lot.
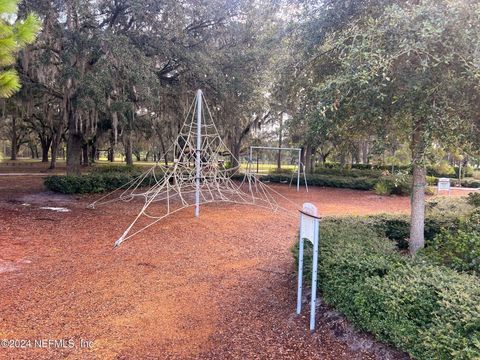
[0,174,474,359]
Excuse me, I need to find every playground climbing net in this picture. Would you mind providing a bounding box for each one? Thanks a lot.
[89,90,293,247]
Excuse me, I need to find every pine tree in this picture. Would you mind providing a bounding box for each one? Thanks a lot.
[0,0,40,98]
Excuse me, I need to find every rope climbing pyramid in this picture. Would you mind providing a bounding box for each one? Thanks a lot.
[89,90,291,247]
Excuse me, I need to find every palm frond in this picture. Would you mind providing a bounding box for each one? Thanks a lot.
[0,68,20,98]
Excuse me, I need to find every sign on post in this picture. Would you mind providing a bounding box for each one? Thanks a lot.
[296,203,320,331]
[437,177,451,195]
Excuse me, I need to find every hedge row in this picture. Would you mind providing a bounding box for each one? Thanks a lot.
[44,171,157,194]
[259,173,378,190]
[345,197,476,249]
[293,218,480,359]
[455,178,480,188]
[313,167,384,178]
[321,163,475,178]
[342,214,462,250]
[245,172,479,192]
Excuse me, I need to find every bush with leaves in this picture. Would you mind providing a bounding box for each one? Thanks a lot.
[373,180,392,196]
[293,218,480,359]
[422,210,480,275]
[373,171,411,196]
[44,170,160,194]
[467,192,480,207]
[90,164,141,174]
[255,173,377,190]
[315,167,383,178]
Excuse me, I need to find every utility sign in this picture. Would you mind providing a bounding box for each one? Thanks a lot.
[437,178,451,195]
[301,203,317,243]
[296,203,320,331]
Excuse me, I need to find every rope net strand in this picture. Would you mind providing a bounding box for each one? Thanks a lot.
[89,90,294,247]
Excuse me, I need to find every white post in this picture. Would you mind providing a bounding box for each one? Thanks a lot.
[297,151,301,192]
[249,146,253,168]
[195,89,202,218]
[310,218,319,331]
[296,203,320,331]
[296,213,304,314]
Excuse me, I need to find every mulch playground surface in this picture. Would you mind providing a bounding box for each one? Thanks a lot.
[0,174,471,359]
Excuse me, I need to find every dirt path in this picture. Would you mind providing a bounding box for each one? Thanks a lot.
[0,175,460,359]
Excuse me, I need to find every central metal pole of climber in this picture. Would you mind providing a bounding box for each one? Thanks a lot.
[195,89,202,217]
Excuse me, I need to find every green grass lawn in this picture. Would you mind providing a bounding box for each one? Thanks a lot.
[240,163,296,173]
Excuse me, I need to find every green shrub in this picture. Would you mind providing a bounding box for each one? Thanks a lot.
[456,178,480,188]
[430,161,456,177]
[355,263,480,360]
[349,163,411,172]
[422,210,480,275]
[90,164,140,174]
[293,219,480,359]
[269,167,294,175]
[373,171,411,196]
[374,180,392,195]
[314,167,383,178]
[467,192,480,207]
[333,198,474,250]
[426,196,475,220]
[424,186,435,195]
[426,164,474,178]
[426,176,437,186]
[462,165,475,178]
[259,173,377,190]
[44,171,159,194]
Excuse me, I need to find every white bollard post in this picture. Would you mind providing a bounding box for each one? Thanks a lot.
[296,203,320,331]
[310,217,319,331]
[296,213,304,314]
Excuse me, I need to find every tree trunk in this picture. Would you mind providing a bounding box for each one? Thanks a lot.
[361,141,369,164]
[339,153,346,168]
[133,150,141,162]
[231,141,241,168]
[108,129,115,162]
[65,90,82,176]
[108,148,114,162]
[158,133,168,165]
[90,142,96,164]
[82,143,89,166]
[410,164,426,254]
[29,143,37,159]
[319,151,329,165]
[11,117,17,160]
[124,130,133,166]
[40,138,51,162]
[67,132,82,175]
[304,144,313,174]
[49,128,62,170]
[50,140,58,169]
[409,118,427,255]
[277,113,283,171]
[310,148,315,172]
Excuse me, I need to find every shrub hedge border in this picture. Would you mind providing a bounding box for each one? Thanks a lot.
[293,218,480,359]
